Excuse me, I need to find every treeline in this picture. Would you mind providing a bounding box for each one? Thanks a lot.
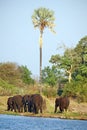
[42,36,87,102]
[0,63,35,95]
[0,36,87,102]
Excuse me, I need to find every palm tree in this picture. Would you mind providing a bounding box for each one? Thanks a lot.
[32,7,56,84]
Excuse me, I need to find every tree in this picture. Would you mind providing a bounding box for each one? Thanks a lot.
[42,66,60,87]
[75,36,87,65]
[32,7,56,83]
[0,62,34,86]
[74,36,87,79]
[0,62,21,84]
[20,65,34,84]
[50,48,76,83]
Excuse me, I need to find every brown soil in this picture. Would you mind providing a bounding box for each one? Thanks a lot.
[69,99,87,113]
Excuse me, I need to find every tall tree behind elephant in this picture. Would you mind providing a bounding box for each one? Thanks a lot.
[28,94,43,114]
[12,95,23,112]
[54,96,70,113]
[22,94,31,112]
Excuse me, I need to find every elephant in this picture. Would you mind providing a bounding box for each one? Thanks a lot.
[12,95,23,112]
[22,94,31,112]
[54,96,70,113]
[7,97,14,111]
[28,94,43,114]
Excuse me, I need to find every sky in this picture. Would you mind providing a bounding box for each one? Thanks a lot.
[0,0,87,78]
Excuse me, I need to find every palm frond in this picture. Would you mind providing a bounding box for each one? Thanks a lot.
[32,7,56,33]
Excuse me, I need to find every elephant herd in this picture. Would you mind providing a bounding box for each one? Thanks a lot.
[7,94,70,114]
[7,94,44,114]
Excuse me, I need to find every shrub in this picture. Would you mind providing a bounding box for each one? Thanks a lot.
[62,81,87,102]
[42,85,57,97]
[0,78,19,96]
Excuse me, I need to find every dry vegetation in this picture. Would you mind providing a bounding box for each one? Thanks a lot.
[0,96,87,120]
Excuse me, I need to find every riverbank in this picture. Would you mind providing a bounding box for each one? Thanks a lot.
[0,96,87,120]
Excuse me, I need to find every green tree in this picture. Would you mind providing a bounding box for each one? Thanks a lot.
[42,66,59,87]
[32,7,56,83]
[49,36,87,101]
[20,65,34,84]
[50,48,76,83]
[0,62,34,86]
[74,36,87,79]
[0,62,21,84]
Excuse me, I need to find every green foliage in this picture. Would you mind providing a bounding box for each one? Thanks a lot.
[62,81,87,102]
[50,36,87,82]
[32,7,55,33]
[20,65,34,85]
[0,62,35,95]
[42,66,60,87]
[75,36,87,65]
[0,78,19,95]
[0,62,21,85]
[50,48,76,83]
[42,85,57,97]
[74,36,87,79]
[49,36,87,101]
[0,62,34,86]
[50,49,76,70]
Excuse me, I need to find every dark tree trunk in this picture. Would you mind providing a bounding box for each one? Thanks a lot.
[40,46,42,84]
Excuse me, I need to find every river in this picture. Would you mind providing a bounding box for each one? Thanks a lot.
[0,114,87,130]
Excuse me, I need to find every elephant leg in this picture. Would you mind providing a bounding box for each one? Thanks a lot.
[11,108,13,111]
[7,105,10,111]
[10,105,13,111]
[17,105,20,112]
[24,104,27,112]
[35,109,38,114]
[20,106,23,112]
[34,104,38,114]
[28,104,30,112]
[40,107,42,113]
[13,105,17,112]
[65,107,68,112]
[28,103,32,112]
[59,106,63,113]
[54,105,57,113]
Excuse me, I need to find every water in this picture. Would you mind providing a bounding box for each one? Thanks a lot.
[0,114,87,130]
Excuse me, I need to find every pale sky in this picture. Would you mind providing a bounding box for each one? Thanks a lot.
[0,0,87,77]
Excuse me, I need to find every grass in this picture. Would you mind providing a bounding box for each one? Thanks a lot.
[0,96,87,120]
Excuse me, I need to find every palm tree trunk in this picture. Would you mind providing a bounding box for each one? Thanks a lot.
[39,31,43,84]
[40,46,42,83]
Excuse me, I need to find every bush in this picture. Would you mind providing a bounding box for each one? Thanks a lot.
[62,81,87,102]
[0,78,19,96]
[42,85,57,97]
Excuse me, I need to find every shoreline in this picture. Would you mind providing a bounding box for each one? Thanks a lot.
[0,111,87,121]
[0,96,87,120]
